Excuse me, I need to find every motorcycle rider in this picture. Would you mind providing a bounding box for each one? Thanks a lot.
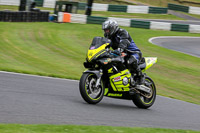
[102,19,145,85]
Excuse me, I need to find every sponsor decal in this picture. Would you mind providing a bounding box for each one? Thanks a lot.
[107,93,122,97]
[107,58,111,62]
[90,46,95,50]
[104,62,108,64]
[89,52,93,56]
[104,58,111,65]
[114,76,121,82]
[104,60,108,64]
[150,58,156,64]
[147,58,156,64]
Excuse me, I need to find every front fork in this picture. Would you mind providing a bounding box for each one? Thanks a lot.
[84,69,103,88]
[95,76,102,88]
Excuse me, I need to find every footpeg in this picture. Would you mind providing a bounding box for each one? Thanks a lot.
[130,76,136,87]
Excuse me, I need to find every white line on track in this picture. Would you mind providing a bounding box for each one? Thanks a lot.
[148,36,200,44]
[148,36,200,58]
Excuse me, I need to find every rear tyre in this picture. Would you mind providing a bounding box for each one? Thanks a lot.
[132,76,156,109]
[79,73,104,104]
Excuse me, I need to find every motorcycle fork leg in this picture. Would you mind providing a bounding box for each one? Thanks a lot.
[95,77,101,88]
[95,69,103,88]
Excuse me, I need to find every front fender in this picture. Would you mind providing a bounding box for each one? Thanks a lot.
[83,69,103,79]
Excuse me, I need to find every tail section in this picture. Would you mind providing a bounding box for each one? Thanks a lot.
[143,57,157,71]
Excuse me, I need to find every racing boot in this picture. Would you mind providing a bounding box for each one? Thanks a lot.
[136,70,145,85]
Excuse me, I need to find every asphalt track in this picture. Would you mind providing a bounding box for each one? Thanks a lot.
[149,36,200,58]
[0,71,200,130]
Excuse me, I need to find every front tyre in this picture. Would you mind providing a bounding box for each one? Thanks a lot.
[79,73,104,104]
[132,76,156,109]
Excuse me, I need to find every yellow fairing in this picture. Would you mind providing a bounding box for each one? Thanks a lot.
[143,57,157,71]
[109,69,131,92]
[87,43,109,62]
[108,68,113,73]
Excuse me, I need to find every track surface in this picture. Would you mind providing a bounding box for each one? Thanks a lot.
[0,71,200,130]
[149,36,200,58]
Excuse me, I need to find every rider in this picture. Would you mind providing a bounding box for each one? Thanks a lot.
[102,19,144,85]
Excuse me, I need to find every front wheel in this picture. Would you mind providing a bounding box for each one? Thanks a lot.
[132,76,156,109]
[79,73,104,104]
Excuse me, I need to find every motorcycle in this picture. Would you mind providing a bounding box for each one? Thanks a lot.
[79,37,157,109]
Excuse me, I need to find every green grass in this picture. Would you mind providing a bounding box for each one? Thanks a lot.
[0,124,199,133]
[0,5,54,13]
[182,12,200,19]
[90,11,186,20]
[1,5,184,20]
[128,0,200,7]
[77,0,135,5]
[0,22,200,105]
[1,5,199,20]
[171,11,200,20]
[0,5,18,11]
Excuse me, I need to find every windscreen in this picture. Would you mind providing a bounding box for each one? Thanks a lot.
[90,37,110,50]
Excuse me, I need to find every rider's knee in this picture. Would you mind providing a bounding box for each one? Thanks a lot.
[127,55,138,72]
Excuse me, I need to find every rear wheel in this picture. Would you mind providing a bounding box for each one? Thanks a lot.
[132,76,156,109]
[79,73,104,104]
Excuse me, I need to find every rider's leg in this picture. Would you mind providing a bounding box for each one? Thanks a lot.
[127,54,145,85]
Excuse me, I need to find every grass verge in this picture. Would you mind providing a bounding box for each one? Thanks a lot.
[78,10,186,20]
[78,0,135,5]
[0,124,199,133]
[0,5,54,13]
[1,5,199,20]
[181,12,200,20]
[0,22,199,105]
[1,5,184,20]
[129,0,200,7]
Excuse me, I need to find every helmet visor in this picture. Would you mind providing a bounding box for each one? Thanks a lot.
[104,29,110,34]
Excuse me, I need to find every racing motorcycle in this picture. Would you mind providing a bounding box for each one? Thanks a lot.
[79,37,157,109]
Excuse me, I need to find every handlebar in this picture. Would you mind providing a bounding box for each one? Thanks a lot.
[109,49,140,57]
[124,49,140,54]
